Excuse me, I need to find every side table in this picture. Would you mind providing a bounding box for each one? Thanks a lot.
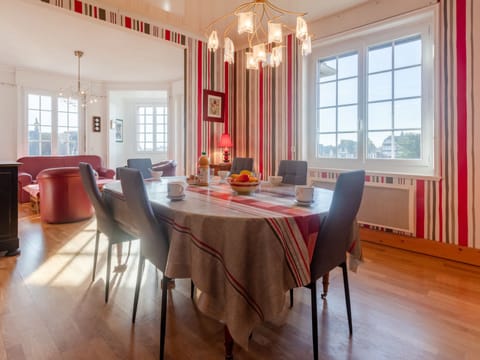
[209,163,231,176]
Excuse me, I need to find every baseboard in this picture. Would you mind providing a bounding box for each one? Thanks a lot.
[360,228,480,267]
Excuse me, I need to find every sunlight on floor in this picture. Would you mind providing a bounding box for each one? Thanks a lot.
[24,219,98,287]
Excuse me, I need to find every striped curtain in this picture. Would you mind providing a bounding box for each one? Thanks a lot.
[232,35,301,178]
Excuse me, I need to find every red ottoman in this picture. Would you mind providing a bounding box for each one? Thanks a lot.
[37,167,94,223]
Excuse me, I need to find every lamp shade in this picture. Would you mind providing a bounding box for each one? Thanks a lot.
[219,133,233,147]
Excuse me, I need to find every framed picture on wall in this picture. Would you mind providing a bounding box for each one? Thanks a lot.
[203,89,225,123]
[115,119,123,142]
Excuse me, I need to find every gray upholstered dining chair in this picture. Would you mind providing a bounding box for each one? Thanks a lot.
[126,158,153,179]
[79,163,137,303]
[277,160,308,185]
[306,170,365,360]
[118,167,171,360]
[229,157,254,175]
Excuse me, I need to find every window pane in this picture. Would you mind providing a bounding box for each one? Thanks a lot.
[318,108,336,132]
[338,78,357,105]
[368,44,392,73]
[41,141,51,156]
[394,98,421,129]
[338,105,357,132]
[338,133,357,158]
[318,82,336,107]
[394,130,421,159]
[28,94,40,109]
[69,114,78,127]
[368,101,392,131]
[146,124,153,133]
[146,107,154,115]
[368,72,392,101]
[337,53,358,79]
[28,126,39,141]
[317,133,337,158]
[394,67,421,98]
[41,96,52,110]
[318,59,336,83]
[394,36,421,68]
[368,131,394,159]
[145,142,154,151]
[58,112,68,127]
[41,111,52,126]
[146,115,153,124]
[28,110,40,125]
[58,97,68,112]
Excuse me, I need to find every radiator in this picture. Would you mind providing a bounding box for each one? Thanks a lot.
[310,178,414,234]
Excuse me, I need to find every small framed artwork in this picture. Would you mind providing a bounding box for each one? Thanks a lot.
[203,89,225,123]
[115,119,123,143]
[92,116,101,132]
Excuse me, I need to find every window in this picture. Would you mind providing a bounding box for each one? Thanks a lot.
[136,105,168,152]
[27,93,80,155]
[309,9,436,176]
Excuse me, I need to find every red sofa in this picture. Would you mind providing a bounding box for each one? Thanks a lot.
[17,155,115,203]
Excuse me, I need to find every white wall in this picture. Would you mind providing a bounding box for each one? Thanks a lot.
[0,66,17,161]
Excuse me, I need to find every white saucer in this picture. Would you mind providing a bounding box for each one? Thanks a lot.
[295,199,314,206]
[167,194,186,201]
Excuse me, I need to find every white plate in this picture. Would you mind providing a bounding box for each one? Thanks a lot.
[294,199,314,207]
[167,194,186,201]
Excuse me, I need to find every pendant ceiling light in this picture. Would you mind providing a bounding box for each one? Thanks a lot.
[206,0,312,69]
[59,50,98,107]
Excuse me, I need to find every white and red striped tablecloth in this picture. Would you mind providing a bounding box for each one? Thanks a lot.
[103,178,361,350]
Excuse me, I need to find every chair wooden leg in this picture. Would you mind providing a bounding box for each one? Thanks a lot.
[92,230,100,282]
[341,262,353,336]
[310,281,318,360]
[190,280,195,299]
[105,242,112,303]
[132,255,145,323]
[160,275,170,360]
[289,288,294,308]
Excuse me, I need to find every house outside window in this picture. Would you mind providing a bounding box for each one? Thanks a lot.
[308,9,437,176]
[136,105,168,153]
[27,92,80,156]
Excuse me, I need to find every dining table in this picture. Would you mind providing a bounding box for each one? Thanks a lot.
[102,177,362,358]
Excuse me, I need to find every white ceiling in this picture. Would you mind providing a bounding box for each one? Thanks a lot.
[0,0,368,84]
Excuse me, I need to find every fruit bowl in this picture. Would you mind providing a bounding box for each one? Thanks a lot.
[228,180,260,195]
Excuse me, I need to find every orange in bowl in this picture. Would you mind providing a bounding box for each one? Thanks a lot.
[228,179,260,195]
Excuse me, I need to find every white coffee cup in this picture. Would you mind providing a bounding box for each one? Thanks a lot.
[295,185,314,203]
[168,181,186,198]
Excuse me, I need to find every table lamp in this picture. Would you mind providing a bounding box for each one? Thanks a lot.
[219,133,233,163]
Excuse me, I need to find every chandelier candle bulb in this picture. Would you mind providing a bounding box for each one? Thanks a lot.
[296,17,308,40]
[208,30,219,52]
[224,37,235,64]
[253,43,267,63]
[237,12,255,34]
[268,22,283,43]
[246,51,259,70]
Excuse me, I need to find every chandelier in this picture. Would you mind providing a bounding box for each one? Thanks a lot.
[59,50,98,107]
[206,0,312,70]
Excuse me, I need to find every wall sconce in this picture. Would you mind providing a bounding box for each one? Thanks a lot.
[219,133,233,163]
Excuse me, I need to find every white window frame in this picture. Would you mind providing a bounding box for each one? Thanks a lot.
[24,89,84,156]
[306,7,438,177]
[135,100,170,154]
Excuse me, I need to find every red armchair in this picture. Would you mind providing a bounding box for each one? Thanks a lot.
[37,167,94,223]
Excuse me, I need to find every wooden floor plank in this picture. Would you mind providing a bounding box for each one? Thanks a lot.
[0,205,479,359]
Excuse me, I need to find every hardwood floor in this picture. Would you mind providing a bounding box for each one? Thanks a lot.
[1,205,480,359]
